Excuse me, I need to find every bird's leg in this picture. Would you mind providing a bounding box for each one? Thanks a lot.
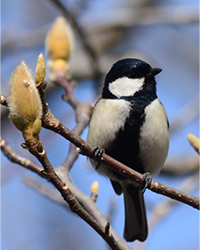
[141,172,152,193]
[93,147,105,170]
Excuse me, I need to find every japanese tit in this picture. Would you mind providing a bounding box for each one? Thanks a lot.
[87,58,169,242]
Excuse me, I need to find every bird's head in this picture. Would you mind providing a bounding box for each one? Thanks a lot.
[102,58,162,99]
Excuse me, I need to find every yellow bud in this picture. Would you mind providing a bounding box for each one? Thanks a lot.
[187,133,200,153]
[91,181,99,194]
[9,61,42,138]
[45,17,73,63]
[35,53,46,83]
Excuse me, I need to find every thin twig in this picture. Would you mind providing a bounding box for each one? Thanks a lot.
[1,89,199,210]
[34,81,200,210]
[134,172,199,250]
[162,156,199,175]
[0,136,44,176]
[55,74,80,109]
[21,175,68,207]
[50,73,130,248]
[52,74,92,172]
[55,165,130,250]
[24,138,125,250]
[0,131,131,249]
[83,4,199,31]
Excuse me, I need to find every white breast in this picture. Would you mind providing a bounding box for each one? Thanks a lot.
[139,98,169,175]
[87,98,131,149]
[87,98,131,179]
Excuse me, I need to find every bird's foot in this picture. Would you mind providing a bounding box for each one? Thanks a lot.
[93,147,105,170]
[141,172,152,193]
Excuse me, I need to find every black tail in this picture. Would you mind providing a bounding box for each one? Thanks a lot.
[123,185,148,242]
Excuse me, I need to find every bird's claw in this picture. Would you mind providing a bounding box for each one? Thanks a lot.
[142,172,152,193]
[94,147,105,170]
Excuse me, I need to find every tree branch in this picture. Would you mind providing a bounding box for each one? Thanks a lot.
[51,73,92,172]
[21,175,68,207]
[134,172,199,250]
[1,73,130,248]
[23,136,127,250]
[0,135,44,176]
[1,135,131,250]
[1,89,199,210]
[35,81,200,210]
[55,165,132,250]
[1,85,199,250]
[49,74,131,248]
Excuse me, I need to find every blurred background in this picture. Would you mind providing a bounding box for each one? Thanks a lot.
[1,0,199,250]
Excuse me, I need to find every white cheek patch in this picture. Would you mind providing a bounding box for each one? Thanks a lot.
[108,77,145,97]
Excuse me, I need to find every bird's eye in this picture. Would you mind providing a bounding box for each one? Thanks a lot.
[127,72,136,78]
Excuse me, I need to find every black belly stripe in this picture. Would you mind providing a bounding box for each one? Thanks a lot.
[106,106,145,179]
[103,78,158,179]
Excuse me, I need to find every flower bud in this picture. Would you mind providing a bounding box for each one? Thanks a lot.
[91,181,99,194]
[35,53,46,83]
[90,181,99,203]
[45,16,74,74]
[9,61,42,140]
[187,133,200,153]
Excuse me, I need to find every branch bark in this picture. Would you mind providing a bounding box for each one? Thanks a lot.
[1,89,199,211]
[0,136,44,176]
[22,135,129,250]
[37,81,200,210]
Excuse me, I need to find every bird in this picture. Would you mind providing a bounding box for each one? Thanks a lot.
[86,58,169,242]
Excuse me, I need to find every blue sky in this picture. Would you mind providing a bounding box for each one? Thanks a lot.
[1,1,199,250]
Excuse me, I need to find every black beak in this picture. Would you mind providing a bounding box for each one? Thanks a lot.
[150,67,162,76]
